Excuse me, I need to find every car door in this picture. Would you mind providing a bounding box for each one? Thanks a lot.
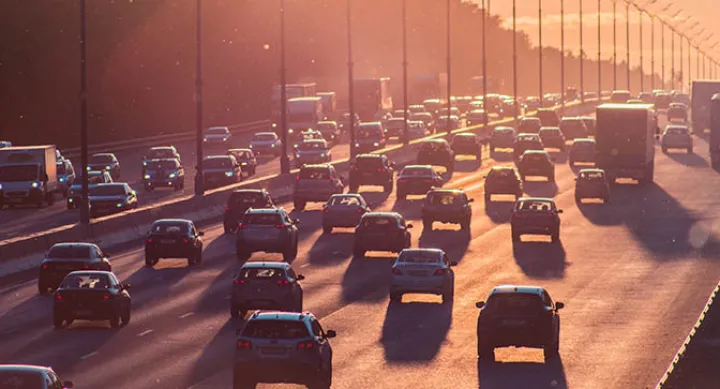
[310,319,332,363]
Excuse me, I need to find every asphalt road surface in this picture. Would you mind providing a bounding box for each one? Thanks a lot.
[1,115,719,389]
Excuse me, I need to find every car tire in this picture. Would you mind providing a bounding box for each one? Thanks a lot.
[110,313,122,328]
[308,363,332,389]
[544,339,560,362]
[53,312,65,329]
[423,218,432,231]
[223,223,232,234]
[484,193,491,203]
[294,200,306,211]
[551,231,560,243]
[121,308,131,326]
[323,224,332,234]
[442,285,454,304]
[477,344,495,362]
[230,302,241,319]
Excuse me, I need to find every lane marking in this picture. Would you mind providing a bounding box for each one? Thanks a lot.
[179,312,195,319]
[300,263,310,268]
[80,351,98,360]
[137,329,154,337]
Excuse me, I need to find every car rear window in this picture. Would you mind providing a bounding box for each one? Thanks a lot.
[151,222,189,234]
[355,157,383,169]
[491,169,515,178]
[89,185,126,196]
[358,126,381,138]
[253,134,277,141]
[420,142,444,151]
[91,154,115,163]
[540,129,561,136]
[666,127,688,135]
[487,293,546,311]
[149,149,174,159]
[231,151,252,159]
[399,251,441,263]
[572,142,595,150]
[48,245,92,258]
[0,371,43,389]
[362,217,397,228]
[60,273,111,289]
[299,168,330,179]
[203,158,233,169]
[518,200,553,211]
[400,167,433,177]
[243,213,283,225]
[242,320,310,339]
[239,268,286,280]
[230,192,264,206]
[206,128,229,135]
[330,196,361,206]
[580,171,604,180]
[428,193,459,205]
[148,160,179,170]
[523,153,546,161]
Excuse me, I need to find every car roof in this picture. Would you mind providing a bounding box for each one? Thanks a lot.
[245,208,284,215]
[400,248,444,256]
[51,242,99,249]
[92,152,115,157]
[95,183,126,188]
[363,211,401,218]
[521,117,541,122]
[522,150,549,155]
[232,188,265,194]
[422,139,449,144]
[454,133,475,137]
[241,261,291,270]
[491,165,515,171]
[207,126,229,131]
[254,132,277,136]
[358,122,381,127]
[66,270,113,276]
[317,121,336,125]
[573,138,595,143]
[329,193,363,199]
[427,188,464,195]
[0,365,50,374]
[300,163,332,170]
[150,146,175,150]
[228,148,252,153]
[490,284,546,297]
[494,126,515,131]
[578,168,605,174]
[356,153,383,159]
[147,158,179,163]
[153,218,192,225]
[249,311,315,322]
[204,155,233,160]
[517,197,554,203]
[539,126,560,131]
[402,164,434,170]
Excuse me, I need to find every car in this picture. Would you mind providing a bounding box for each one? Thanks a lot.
[293,164,345,210]
[385,118,408,139]
[348,154,395,193]
[396,165,443,200]
[466,109,487,127]
[337,112,360,134]
[88,183,138,217]
[578,116,596,136]
[667,103,688,123]
[435,115,461,133]
[235,208,300,261]
[144,219,204,267]
[437,107,461,119]
[568,138,597,166]
[230,262,305,318]
[354,122,386,153]
[223,189,276,233]
[489,126,517,152]
[321,193,371,233]
[451,133,482,160]
[250,132,282,156]
[536,108,560,127]
[56,158,76,194]
[559,117,588,140]
[408,104,426,114]
[417,139,455,173]
[227,148,257,176]
[204,126,232,147]
[411,112,435,132]
[518,117,542,134]
[639,91,655,103]
[484,166,523,202]
[233,311,336,388]
[66,170,113,209]
[627,99,644,104]
[295,139,331,166]
[407,120,429,139]
[475,285,565,362]
[538,127,566,151]
[52,270,132,329]
[673,92,691,106]
[423,98,443,113]
[575,168,610,203]
[611,90,632,103]
[0,141,12,148]
[390,248,457,303]
[316,121,340,145]
[393,109,409,118]
[517,150,555,181]
[654,93,672,109]
[87,153,121,179]
[513,133,545,161]
[353,212,412,258]
[143,146,181,168]
[38,242,112,295]
[0,364,74,388]
[422,188,473,230]
[510,197,562,242]
[661,124,693,153]
[292,129,325,149]
[142,158,185,192]
[202,155,242,188]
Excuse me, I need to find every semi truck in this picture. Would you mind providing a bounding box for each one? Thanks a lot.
[0,145,59,208]
[691,80,720,133]
[353,78,393,121]
[317,92,337,120]
[271,83,317,131]
[595,104,657,183]
[410,73,448,104]
[710,93,720,169]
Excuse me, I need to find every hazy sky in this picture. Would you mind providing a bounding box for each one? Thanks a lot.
[479,0,719,78]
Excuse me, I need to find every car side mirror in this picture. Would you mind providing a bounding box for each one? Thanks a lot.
[297,274,305,281]
[468,198,475,203]
[62,381,74,389]
[475,301,485,309]
[557,209,564,214]
[122,283,131,290]
[551,157,557,162]
[449,261,458,266]
[294,218,301,225]
[325,330,337,338]
[406,223,413,229]
[556,302,565,310]
[198,231,205,236]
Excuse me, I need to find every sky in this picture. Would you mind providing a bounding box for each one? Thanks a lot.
[478,0,720,79]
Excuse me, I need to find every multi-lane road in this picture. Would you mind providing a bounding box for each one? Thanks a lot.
[1,114,718,388]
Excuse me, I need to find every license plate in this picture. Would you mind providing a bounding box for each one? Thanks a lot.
[75,310,93,316]
[503,319,526,326]
[409,271,426,276]
[362,172,373,177]
[261,347,286,355]
[161,239,176,244]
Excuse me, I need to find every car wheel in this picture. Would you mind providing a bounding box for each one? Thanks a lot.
[308,363,332,389]
[477,344,495,362]
[322,224,332,234]
[294,200,306,211]
[110,312,122,328]
[53,312,65,329]
[442,286,454,304]
[38,283,50,296]
[484,193,491,203]
[544,339,560,362]
[230,302,242,319]
[223,223,232,234]
[423,218,432,231]
[121,308,131,326]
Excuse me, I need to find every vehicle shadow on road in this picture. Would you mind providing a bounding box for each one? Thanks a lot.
[512,241,567,279]
[477,358,568,389]
[418,228,471,265]
[665,152,709,167]
[485,200,515,224]
[381,300,452,363]
[489,151,514,163]
[308,232,354,267]
[359,189,392,210]
[185,319,238,387]
[548,151,568,164]
[0,294,55,346]
[522,181,558,198]
[455,158,483,173]
[340,254,394,303]
[391,198,425,220]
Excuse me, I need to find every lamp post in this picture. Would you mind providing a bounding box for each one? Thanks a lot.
[79,0,89,224]
[513,0,518,122]
[561,0,565,107]
[597,0,601,97]
[346,0,356,158]
[656,3,673,90]
[579,0,584,103]
[539,0,543,105]
[613,0,617,89]
[402,0,409,145]
[482,0,489,130]
[279,0,290,174]
[446,0,452,135]
[650,14,655,91]
[194,0,206,194]
[638,8,643,92]
[625,1,630,91]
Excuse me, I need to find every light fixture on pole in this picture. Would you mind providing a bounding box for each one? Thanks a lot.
[513,0,518,122]
[579,0,584,103]
[597,0,601,97]
[482,0,489,130]
[446,0,452,137]
[625,0,630,91]
[402,0,409,145]
[561,0,565,107]
[539,0,543,105]
[613,0,617,90]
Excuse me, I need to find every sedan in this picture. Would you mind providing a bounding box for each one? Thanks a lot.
[38,242,112,295]
[88,183,138,217]
[145,219,204,267]
[87,153,121,180]
[661,125,693,153]
[52,270,131,329]
[321,193,370,233]
[390,248,457,304]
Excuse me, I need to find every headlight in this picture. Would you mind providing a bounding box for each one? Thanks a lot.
[225,171,234,177]
[223,138,228,142]
[249,144,254,148]
[373,142,379,147]
[116,202,124,208]
[168,173,177,178]
[288,129,295,134]
[86,166,91,171]
[355,143,360,147]
[143,161,148,166]
[105,165,111,170]
[321,153,327,158]
[144,174,151,179]
[203,138,208,142]
[31,181,40,188]
[68,198,74,203]
[241,162,248,166]
[59,177,66,183]
[271,144,276,148]
[296,154,301,159]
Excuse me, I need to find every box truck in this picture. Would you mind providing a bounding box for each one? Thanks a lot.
[0,145,59,208]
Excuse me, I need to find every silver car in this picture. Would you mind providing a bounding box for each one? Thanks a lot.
[321,193,370,233]
[661,125,693,153]
[250,132,282,157]
[295,139,331,166]
[56,158,76,194]
[390,248,457,304]
[0,364,74,389]
[203,126,232,147]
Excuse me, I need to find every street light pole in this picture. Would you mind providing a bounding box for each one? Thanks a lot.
[79,0,89,224]
[625,1,630,91]
[561,0,565,108]
[671,28,675,91]
[613,0,617,90]
[661,21,665,89]
[639,9,643,92]
[598,0,601,97]
[579,0,584,103]
[346,0,356,158]
[539,0,543,105]
[482,0,489,130]
[402,0,409,145]
[513,0,518,122]
[194,0,205,195]
[651,15,654,91]
[279,0,290,174]
[446,0,452,135]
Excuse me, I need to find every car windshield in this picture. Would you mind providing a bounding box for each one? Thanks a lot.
[231,151,252,159]
[206,128,228,135]
[666,127,688,135]
[253,134,276,142]
[491,169,516,179]
[355,157,383,169]
[242,320,309,339]
[400,168,433,177]
[239,268,286,280]
[540,130,560,136]
[243,213,283,225]
[399,251,441,263]
[0,371,43,389]
[580,171,604,180]
[60,273,111,289]
[151,222,189,234]
[429,193,459,205]
[411,113,431,121]
[230,192,264,207]
[420,142,444,151]
[91,155,114,163]
[362,217,397,228]
[203,158,233,168]
[358,127,381,138]
[518,200,553,211]
[299,168,330,179]
[0,165,38,182]
[297,142,326,151]
[487,293,546,311]
[149,149,174,159]
[48,245,93,258]
[148,160,179,170]
[330,196,361,206]
[89,185,126,196]
[668,108,686,116]
[387,120,405,129]
[523,153,547,161]
[573,141,595,150]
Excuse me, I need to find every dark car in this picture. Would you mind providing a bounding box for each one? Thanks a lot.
[66,170,113,209]
[385,118,408,139]
[223,189,275,233]
[575,168,610,203]
[490,126,517,152]
[142,158,185,192]
[353,212,412,258]
[475,285,565,362]
[517,150,555,181]
[451,133,482,160]
[87,153,121,180]
[466,109,488,127]
[411,112,435,133]
[559,117,588,140]
[228,148,257,176]
[338,112,360,134]
[38,242,112,295]
[654,93,672,109]
[293,164,345,210]
[88,183,138,217]
[348,154,395,193]
[233,311,336,388]
[322,193,370,233]
[417,139,455,173]
[236,208,300,261]
[396,165,443,200]
[230,262,304,318]
[484,166,523,203]
[667,103,688,123]
[518,117,542,134]
[143,146,181,171]
[355,122,387,153]
[611,90,632,103]
[144,219,204,267]
[568,138,597,166]
[422,188,473,230]
[435,115,461,133]
[52,270,132,329]
[578,116,596,136]
[536,108,560,127]
[510,197,562,242]
[538,127,566,151]
[513,134,545,161]
[202,155,242,188]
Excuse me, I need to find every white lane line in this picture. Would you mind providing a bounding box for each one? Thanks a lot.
[80,351,98,360]
[137,329,154,337]
[300,263,310,268]
[179,312,195,319]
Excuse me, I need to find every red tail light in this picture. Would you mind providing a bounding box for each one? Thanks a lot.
[146,238,153,243]
[83,264,90,270]
[297,340,314,350]
[225,205,230,212]
[296,175,301,181]
[356,208,364,213]
[328,176,334,181]
[323,208,329,213]
[183,238,190,244]
[277,279,290,285]
[237,340,253,349]
[378,168,385,172]
[238,223,249,230]
[234,279,246,285]
[392,268,402,275]
[42,264,48,270]
[434,268,447,276]
[55,294,63,301]
[276,224,287,229]
[103,293,111,300]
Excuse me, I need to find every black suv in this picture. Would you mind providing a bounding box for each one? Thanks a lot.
[451,133,482,160]
[536,108,560,127]
[38,242,112,295]
[348,154,395,193]
[575,168,610,203]
[517,150,555,181]
[53,270,132,329]
[538,127,566,151]
[228,148,258,176]
[513,133,545,161]
[354,212,413,258]
[559,117,588,140]
[416,139,455,173]
[422,189,473,230]
[510,197,562,242]
[223,189,275,233]
[236,208,300,261]
[484,166,523,203]
[475,285,564,362]
[230,261,305,318]
[517,117,542,134]
[144,219,205,267]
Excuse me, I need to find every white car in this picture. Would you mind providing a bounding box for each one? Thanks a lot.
[0,141,12,148]
[203,126,232,146]
[661,125,693,153]
[249,132,282,156]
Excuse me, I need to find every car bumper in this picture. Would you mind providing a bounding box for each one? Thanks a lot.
[54,302,117,320]
[234,360,319,384]
[237,240,289,254]
[390,277,448,294]
[145,178,181,187]
[478,327,551,348]
[146,246,194,259]
[512,223,557,234]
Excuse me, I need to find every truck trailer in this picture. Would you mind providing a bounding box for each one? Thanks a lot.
[0,145,59,208]
[710,93,720,169]
[691,80,720,133]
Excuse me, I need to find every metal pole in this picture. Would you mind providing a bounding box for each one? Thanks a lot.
[402,0,409,145]
[697,45,700,82]
[687,36,691,89]
[560,0,565,107]
[671,29,675,90]
[279,0,290,174]
[598,0,602,97]
[579,0,584,103]
[626,2,630,91]
[680,34,683,92]
[79,0,89,224]
[446,0,452,136]
[651,16,654,91]
[613,0,617,89]
[482,0,489,130]
[346,0,356,158]
[661,22,665,89]
[513,0,518,122]
[639,9,643,92]
[194,0,205,195]
[539,0,543,105]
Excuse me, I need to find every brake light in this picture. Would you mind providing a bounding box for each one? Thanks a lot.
[103,293,111,300]
[277,279,290,285]
[378,168,385,172]
[225,205,230,212]
[276,224,287,229]
[237,340,252,349]
[238,223,249,230]
[183,238,190,244]
[434,268,447,276]
[392,268,402,275]
[42,264,48,270]
[296,175,301,181]
[297,340,314,350]
[83,264,90,270]
[55,294,63,301]
[146,238,153,243]
[328,176,334,181]
[356,208,364,213]
[323,208,329,213]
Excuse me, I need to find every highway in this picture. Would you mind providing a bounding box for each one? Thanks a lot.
[1,114,719,389]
